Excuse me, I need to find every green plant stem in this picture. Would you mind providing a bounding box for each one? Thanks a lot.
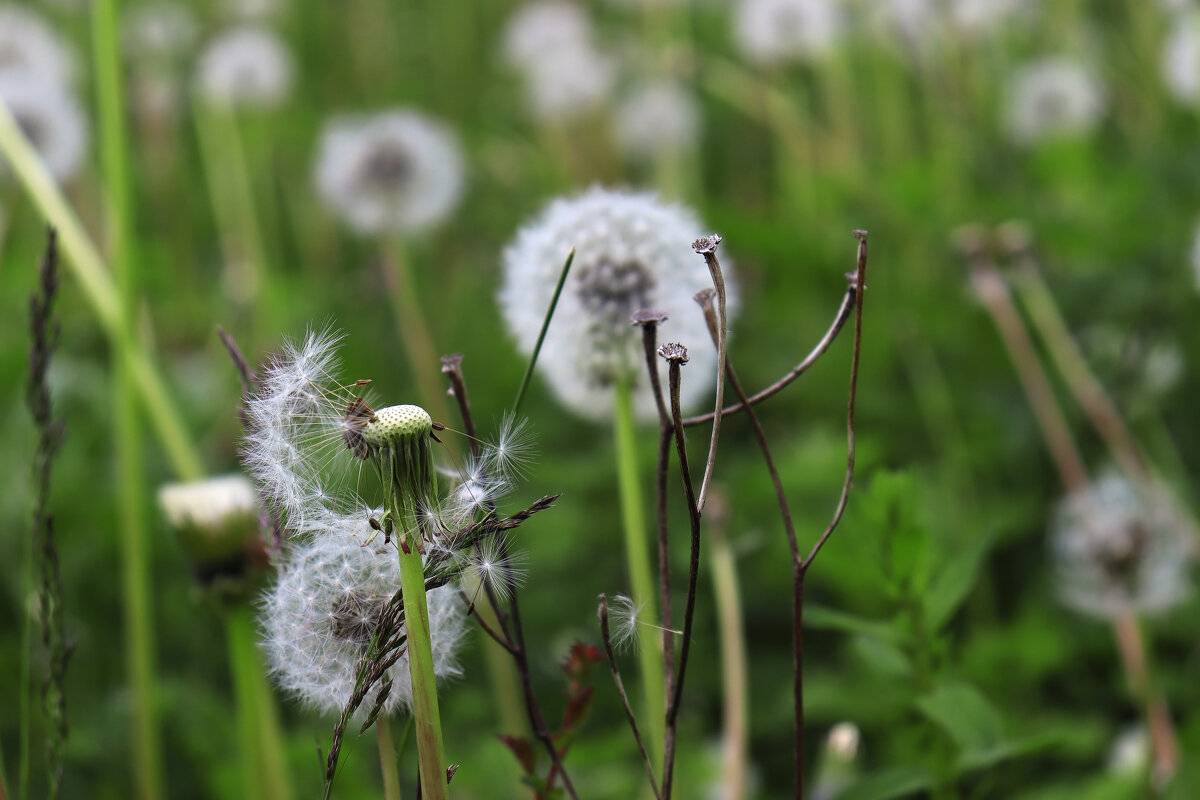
[613,377,665,774]
[375,717,403,800]
[381,241,451,427]
[227,608,292,800]
[709,524,747,800]
[17,491,32,800]
[0,94,204,482]
[393,493,449,800]
[92,2,164,798]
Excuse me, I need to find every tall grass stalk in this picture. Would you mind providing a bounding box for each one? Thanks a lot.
[92,2,163,796]
[709,517,747,800]
[227,607,292,800]
[0,98,204,482]
[381,241,451,426]
[375,717,402,800]
[613,377,665,774]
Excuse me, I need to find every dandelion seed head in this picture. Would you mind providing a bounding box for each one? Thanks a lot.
[950,0,1031,37]
[502,1,593,70]
[159,474,259,531]
[615,79,701,161]
[499,187,736,422]
[522,45,618,123]
[1006,57,1105,144]
[732,0,843,66]
[262,534,467,716]
[0,73,88,184]
[123,3,198,62]
[1162,11,1200,106]
[195,25,293,109]
[314,109,465,234]
[0,5,76,85]
[1051,472,1193,620]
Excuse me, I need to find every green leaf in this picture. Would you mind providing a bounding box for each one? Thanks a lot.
[958,731,1064,773]
[836,767,933,800]
[924,528,996,631]
[805,604,903,643]
[915,681,1005,752]
[850,634,913,678]
[861,471,931,597]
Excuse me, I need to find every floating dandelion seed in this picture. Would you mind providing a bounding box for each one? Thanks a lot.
[615,79,701,161]
[499,187,736,422]
[462,535,528,604]
[0,5,76,85]
[608,594,643,653]
[314,109,466,235]
[195,25,294,109]
[1005,56,1105,144]
[0,73,88,183]
[262,534,466,715]
[732,0,843,66]
[1051,473,1193,620]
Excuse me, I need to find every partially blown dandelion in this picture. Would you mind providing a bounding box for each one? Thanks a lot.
[732,0,843,66]
[195,25,293,109]
[499,187,736,422]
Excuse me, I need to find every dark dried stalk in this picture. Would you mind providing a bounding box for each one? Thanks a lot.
[682,288,856,428]
[439,357,580,800]
[657,343,702,800]
[691,236,729,513]
[28,229,73,799]
[598,595,663,800]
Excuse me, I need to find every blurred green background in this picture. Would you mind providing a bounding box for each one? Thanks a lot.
[2,0,1199,798]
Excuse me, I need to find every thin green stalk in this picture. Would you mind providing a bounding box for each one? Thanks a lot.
[375,717,402,800]
[382,241,451,426]
[613,377,665,774]
[17,486,32,800]
[193,102,269,309]
[251,665,292,800]
[513,248,574,414]
[709,524,747,800]
[393,493,449,800]
[227,609,265,800]
[93,2,164,798]
[0,95,204,482]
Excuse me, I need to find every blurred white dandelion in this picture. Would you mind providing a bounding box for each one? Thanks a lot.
[262,534,466,716]
[499,187,736,422]
[159,474,259,531]
[195,25,294,109]
[732,0,843,66]
[1051,472,1194,620]
[1006,57,1105,144]
[314,109,466,235]
[1162,11,1200,105]
[615,79,701,160]
[0,5,76,85]
[949,0,1031,37]
[1108,726,1150,775]
[502,1,593,69]
[222,0,286,21]
[865,0,941,51]
[123,3,198,62]
[0,73,88,183]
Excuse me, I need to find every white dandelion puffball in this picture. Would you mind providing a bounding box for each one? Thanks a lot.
[502,1,594,70]
[733,0,843,66]
[1162,12,1200,105]
[195,25,293,109]
[500,187,737,423]
[950,0,1031,36]
[222,0,285,21]
[0,5,76,85]
[314,110,466,235]
[615,80,701,160]
[159,474,259,531]
[262,534,467,716]
[524,45,617,123]
[1051,473,1193,620]
[123,3,198,62]
[0,73,88,183]
[866,0,940,50]
[1005,57,1105,144]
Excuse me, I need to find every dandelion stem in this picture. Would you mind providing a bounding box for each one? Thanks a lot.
[393,492,449,800]
[228,608,266,800]
[709,516,748,800]
[381,241,451,426]
[692,237,728,515]
[613,377,666,776]
[513,248,575,415]
[375,717,403,800]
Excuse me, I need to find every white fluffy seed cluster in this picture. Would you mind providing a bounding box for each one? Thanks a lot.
[1162,10,1200,106]
[0,5,88,184]
[195,24,294,109]
[123,3,198,61]
[1005,57,1105,145]
[1051,473,1194,620]
[159,474,260,532]
[261,533,466,716]
[502,1,616,122]
[499,187,736,423]
[314,110,466,234]
[732,0,843,66]
[615,79,701,161]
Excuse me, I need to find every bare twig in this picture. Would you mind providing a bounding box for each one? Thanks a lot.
[218,325,259,393]
[658,342,702,800]
[598,595,664,800]
[682,287,857,427]
[801,230,869,572]
[458,589,518,657]
[691,236,728,513]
